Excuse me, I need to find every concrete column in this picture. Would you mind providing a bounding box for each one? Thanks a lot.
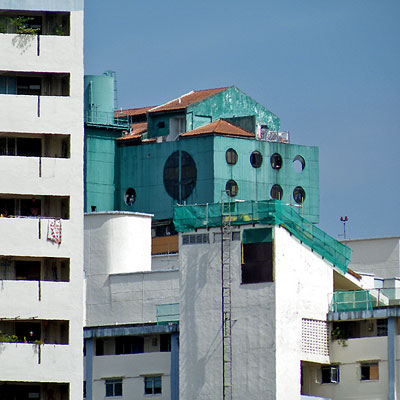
[85,338,93,400]
[388,317,396,400]
[171,331,179,400]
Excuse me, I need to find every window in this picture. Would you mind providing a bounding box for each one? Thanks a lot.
[105,379,122,397]
[163,151,197,201]
[270,153,282,169]
[360,362,379,381]
[160,334,171,352]
[144,376,161,395]
[250,151,262,168]
[225,179,238,197]
[115,336,144,355]
[226,148,238,165]
[293,155,305,173]
[293,186,306,204]
[270,184,283,200]
[182,233,209,245]
[377,319,388,336]
[241,228,273,284]
[124,188,136,206]
[320,365,340,383]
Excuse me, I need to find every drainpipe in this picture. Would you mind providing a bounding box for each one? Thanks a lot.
[171,331,179,400]
[85,338,93,400]
[388,317,396,400]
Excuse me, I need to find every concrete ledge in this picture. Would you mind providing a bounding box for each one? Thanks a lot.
[328,306,400,321]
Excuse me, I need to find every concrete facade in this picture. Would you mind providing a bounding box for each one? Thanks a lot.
[0,1,84,398]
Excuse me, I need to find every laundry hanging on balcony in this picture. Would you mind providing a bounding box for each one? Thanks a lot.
[47,219,62,244]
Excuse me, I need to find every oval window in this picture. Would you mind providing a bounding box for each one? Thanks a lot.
[124,188,136,206]
[163,151,197,201]
[293,186,306,204]
[293,155,305,173]
[250,151,262,168]
[225,180,238,197]
[270,185,283,200]
[226,148,238,165]
[270,153,282,170]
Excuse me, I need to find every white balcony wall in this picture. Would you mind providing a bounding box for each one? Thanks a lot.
[0,218,73,256]
[0,281,71,319]
[0,156,73,195]
[0,342,77,382]
[93,352,171,400]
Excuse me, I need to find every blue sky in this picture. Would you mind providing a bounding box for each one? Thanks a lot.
[84,0,400,239]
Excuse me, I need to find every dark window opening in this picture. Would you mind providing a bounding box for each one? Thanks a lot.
[17,76,41,95]
[96,339,104,356]
[163,151,197,202]
[160,334,171,352]
[270,184,283,200]
[144,376,161,395]
[157,121,165,129]
[226,148,238,165]
[321,365,339,384]
[124,188,136,206]
[115,336,144,355]
[106,379,122,397]
[225,179,238,197]
[250,151,262,168]
[91,205,97,212]
[15,260,40,280]
[242,242,273,284]
[361,363,379,381]
[293,186,306,204]
[377,319,388,336]
[270,153,282,170]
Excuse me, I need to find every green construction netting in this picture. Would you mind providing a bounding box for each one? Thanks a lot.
[173,199,351,273]
[242,228,273,244]
[330,290,374,312]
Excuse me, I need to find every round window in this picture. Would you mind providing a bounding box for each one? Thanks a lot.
[270,153,282,170]
[124,188,136,206]
[226,148,238,165]
[293,186,306,204]
[163,151,197,201]
[225,180,238,197]
[293,155,305,173]
[270,185,283,200]
[250,151,263,168]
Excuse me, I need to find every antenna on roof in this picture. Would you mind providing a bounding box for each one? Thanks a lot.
[339,216,349,239]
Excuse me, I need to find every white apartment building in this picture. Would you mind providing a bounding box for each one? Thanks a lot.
[0,1,84,399]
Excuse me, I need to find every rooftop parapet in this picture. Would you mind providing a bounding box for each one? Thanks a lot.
[173,199,351,273]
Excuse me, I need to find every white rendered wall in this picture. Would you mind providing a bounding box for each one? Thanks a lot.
[0,4,84,399]
[179,224,335,400]
[344,237,400,279]
[84,212,179,327]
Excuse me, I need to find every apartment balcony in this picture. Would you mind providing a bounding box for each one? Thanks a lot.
[0,280,70,318]
[0,94,79,133]
[0,156,74,194]
[93,352,171,379]
[0,342,74,382]
[330,288,400,313]
[0,217,73,255]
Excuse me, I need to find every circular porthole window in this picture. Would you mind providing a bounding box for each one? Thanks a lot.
[124,188,136,206]
[270,153,282,170]
[270,185,283,200]
[226,148,238,165]
[225,180,238,197]
[293,186,306,204]
[163,151,197,201]
[293,155,305,173]
[250,151,263,168]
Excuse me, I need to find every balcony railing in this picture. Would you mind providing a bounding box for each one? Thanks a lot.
[85,110,129,128]
[156,303,179,325]
[330,288,400,312]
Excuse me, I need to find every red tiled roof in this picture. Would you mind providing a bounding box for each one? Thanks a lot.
[149,87,230,114]
[116,122,147,141]
[114,106,155,117]
[180,119,254,138]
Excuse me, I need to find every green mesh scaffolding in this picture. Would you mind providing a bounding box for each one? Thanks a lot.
[173,200,351,274]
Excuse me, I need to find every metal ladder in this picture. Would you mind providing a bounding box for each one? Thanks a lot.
[221,198,233,400]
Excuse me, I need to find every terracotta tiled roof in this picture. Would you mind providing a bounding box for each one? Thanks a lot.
[114,106,155,117]
[180,119,254,138]
[116,122,147,141]
[149,87,230,114]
